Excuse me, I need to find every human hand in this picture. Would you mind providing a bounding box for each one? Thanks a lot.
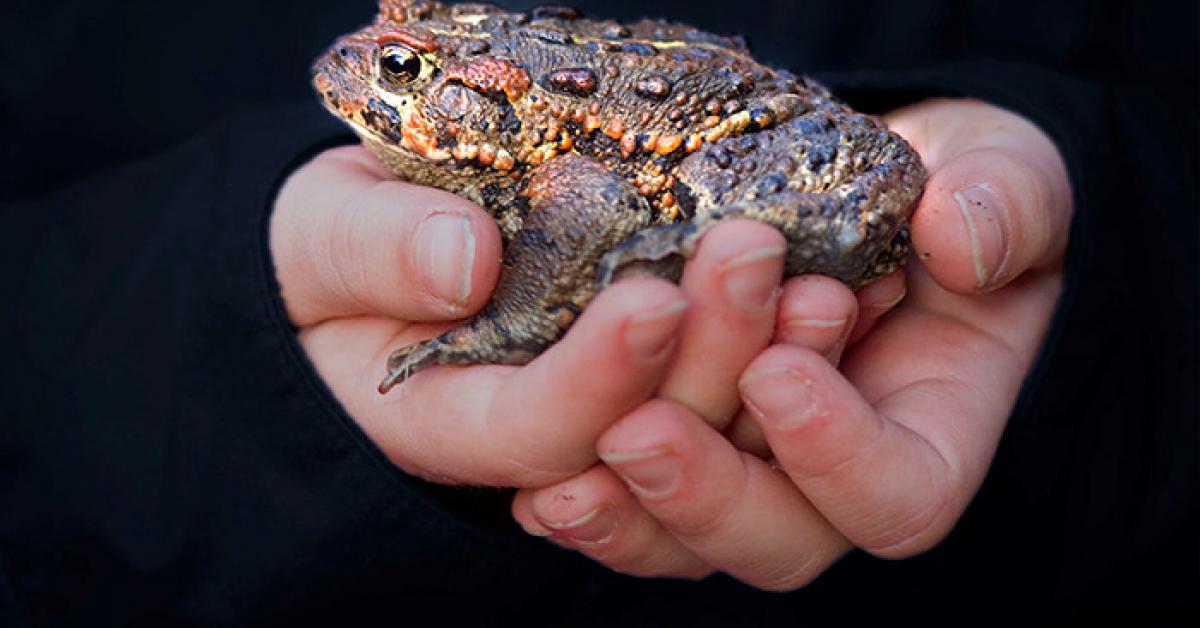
[512,98,1073,588]
[271,145,885,489]
[272,146,696,486]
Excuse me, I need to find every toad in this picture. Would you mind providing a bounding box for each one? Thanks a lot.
[312,0,926,392]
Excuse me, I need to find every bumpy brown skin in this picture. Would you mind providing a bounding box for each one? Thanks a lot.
[312,0,927,392]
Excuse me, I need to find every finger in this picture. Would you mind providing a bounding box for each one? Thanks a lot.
[885,99,1073,293]
[772,275,857,363]
[657,220,785,428]
[305,277,688,486]
[847,268,906,345]
[271,145,502,326]
[726,275,856,456]
[512,466,713,579]
[738,341,1010,557]
[599,400,851,591]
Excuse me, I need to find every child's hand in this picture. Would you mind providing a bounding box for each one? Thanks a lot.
[512,99,1073,588]
[272,146,692,487]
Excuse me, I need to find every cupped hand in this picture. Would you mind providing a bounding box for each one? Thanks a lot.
[512,98,1073,588]
[271,146,695,487]
[272,144,848,489]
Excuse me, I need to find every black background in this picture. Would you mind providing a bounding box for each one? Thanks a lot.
[1,0,1196,625]
[4,1,1190,200]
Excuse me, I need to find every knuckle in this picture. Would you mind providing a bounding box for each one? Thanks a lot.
[608,549,712,580]
[860,479,958,559]
[753,554,826,592]
[671,503,731,539]
[787,407,886,481]
[495,430,594,487]
[330,211,378,307]
[660,481,742,540]
[605,539,659,572]
[669,564,715,581]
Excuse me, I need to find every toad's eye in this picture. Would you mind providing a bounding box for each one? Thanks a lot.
[380,45,423,85]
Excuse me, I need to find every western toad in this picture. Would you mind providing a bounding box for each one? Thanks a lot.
[312,0,927,392]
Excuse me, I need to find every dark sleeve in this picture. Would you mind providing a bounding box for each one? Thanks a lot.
[0,103,569,626]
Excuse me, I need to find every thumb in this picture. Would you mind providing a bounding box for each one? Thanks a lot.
[886,99,1073,294]
[270,146,501,326]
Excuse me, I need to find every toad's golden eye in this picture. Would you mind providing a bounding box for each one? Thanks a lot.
[379,45,423,85]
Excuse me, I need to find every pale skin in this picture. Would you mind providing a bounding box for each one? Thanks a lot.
[271,98,1071,588]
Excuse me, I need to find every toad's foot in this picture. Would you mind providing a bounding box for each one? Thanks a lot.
[380,154,653,392]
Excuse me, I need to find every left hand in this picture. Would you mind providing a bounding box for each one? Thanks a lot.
[275,147,694,488]
[510,99,1073,588]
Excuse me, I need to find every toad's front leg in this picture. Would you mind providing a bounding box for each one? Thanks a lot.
[380,154,653,392]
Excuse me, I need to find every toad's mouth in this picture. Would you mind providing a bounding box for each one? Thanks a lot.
[313,53,397,139]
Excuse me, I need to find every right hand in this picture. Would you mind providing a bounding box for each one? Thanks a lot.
[511,98,1072,587]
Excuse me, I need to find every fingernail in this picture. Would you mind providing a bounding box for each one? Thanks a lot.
[952,183,1009,291]
[785,318,847,330]
[601,448,681,498]
[867,284,907,311]
[721,245,786,310]
[739,368,821,429]
[544,506,617,546]
[781,318,849,363]
[625,299,688,358]
[415,211,475,308]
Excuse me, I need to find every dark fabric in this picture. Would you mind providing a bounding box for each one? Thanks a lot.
[1,0,1195,625]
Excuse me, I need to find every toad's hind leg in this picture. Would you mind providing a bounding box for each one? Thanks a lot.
[598,188,913,292]
[380,155,653,393]
[600,111,925,291]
